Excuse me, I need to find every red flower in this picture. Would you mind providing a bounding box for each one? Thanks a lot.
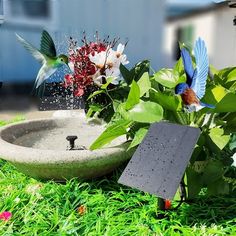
[74,87,85,97]
[0,211,12,221]
[64,74,74,87]
[164,199,171,210]
[64,36,113,97]
[77,205,86,215]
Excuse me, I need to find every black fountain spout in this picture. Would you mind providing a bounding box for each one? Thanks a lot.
[66,135,78,150]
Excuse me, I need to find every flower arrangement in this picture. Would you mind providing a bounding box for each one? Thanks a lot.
[64,34,129,97]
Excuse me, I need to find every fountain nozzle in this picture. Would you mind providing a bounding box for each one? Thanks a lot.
[66,135,78,150]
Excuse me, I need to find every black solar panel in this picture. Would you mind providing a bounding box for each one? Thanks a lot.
[118,122,200,199]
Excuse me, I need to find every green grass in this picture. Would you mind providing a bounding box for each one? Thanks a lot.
[0,161,236,235]
[0,120,236,235]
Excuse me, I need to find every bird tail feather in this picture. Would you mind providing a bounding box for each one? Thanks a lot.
[31,81,45,98]
[199,102,215,109]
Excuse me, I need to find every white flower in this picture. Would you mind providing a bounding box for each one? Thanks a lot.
[89,43,129,85]
[115,43,129,65]
[89,51,107,69]
[117,43,125,55]
[91,71,103,87]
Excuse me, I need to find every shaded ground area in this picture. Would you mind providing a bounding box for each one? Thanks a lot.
[0,83,35,111]
[0,82,84,120]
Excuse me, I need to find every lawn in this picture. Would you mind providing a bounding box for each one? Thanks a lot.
[0,120,236,235]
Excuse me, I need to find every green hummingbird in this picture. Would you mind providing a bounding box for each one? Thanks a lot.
[16,30,69,97]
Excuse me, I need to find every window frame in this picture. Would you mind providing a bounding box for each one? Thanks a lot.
[3,0,58,29]
[0,0,4,24]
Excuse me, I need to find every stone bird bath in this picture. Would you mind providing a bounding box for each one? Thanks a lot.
[0,112,132,181]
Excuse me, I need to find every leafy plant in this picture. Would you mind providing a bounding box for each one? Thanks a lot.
[86,51,236,199]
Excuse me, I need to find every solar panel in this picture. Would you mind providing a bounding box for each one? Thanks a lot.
[118,122,200,199]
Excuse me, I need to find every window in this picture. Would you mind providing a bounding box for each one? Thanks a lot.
[0,0,4,24]
[174,25,194,60]
[4,0,58,28]
[179,25,194,46]
[9,0,50,19]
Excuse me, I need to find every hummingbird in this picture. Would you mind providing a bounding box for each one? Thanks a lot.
[16,30,69,97]
[175,38,215,112]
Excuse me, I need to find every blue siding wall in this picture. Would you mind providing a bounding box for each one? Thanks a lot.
[0,0,165,83]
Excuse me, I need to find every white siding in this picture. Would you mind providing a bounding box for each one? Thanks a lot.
[213,7,236,68]
[164,6,236,69]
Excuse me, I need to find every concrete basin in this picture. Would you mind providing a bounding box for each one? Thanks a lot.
[0,114,132,181]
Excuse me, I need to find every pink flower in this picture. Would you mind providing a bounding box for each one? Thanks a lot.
[74,87,85,97]
[0,211,12,221]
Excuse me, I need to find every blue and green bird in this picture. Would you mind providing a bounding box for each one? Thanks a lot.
[16,30,69,97]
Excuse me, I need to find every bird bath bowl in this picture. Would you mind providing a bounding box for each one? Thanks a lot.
[0,112,132,181]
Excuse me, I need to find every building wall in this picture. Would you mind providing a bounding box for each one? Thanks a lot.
[213,7,236,69]
[0,0,59,83]
[164,6,236,70]
[0,0,165,83]
[58,0,165,70]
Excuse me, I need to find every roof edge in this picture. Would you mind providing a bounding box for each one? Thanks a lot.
[166,2,228,22]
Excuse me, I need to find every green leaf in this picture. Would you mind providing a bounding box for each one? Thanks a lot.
[117,103,130,120]
[130,60,150,82]
[186,167,203,199]
[153,69,185,88]
[173,57,184,74]
[222,114,236,133]
[120,64,133,85]
[150,90,182,111]
[101,77,114,89]
[87,90,105,100]
[127,101,163,123]
[204,85,227,104]
[90,119,132,150]
[112,100,121,112]
[225,67,236,82]
[137,72,151,97]
[86,104,103,118]
[209,64,219,75]
[208,127,230,150]
[218,67,235,79]
[127,128,148,151]
[188,158,231,196]
[125,80,140,110]
[207,178,230,196]
[202,160,225,185]
[215,92,236,112]
[120,60,150,85]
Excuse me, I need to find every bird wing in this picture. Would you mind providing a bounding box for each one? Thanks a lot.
[181,48,195,87]
[190,38,209,99]
[16,33,46,64]
[40,30,57,58]
[35,64,57,88]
